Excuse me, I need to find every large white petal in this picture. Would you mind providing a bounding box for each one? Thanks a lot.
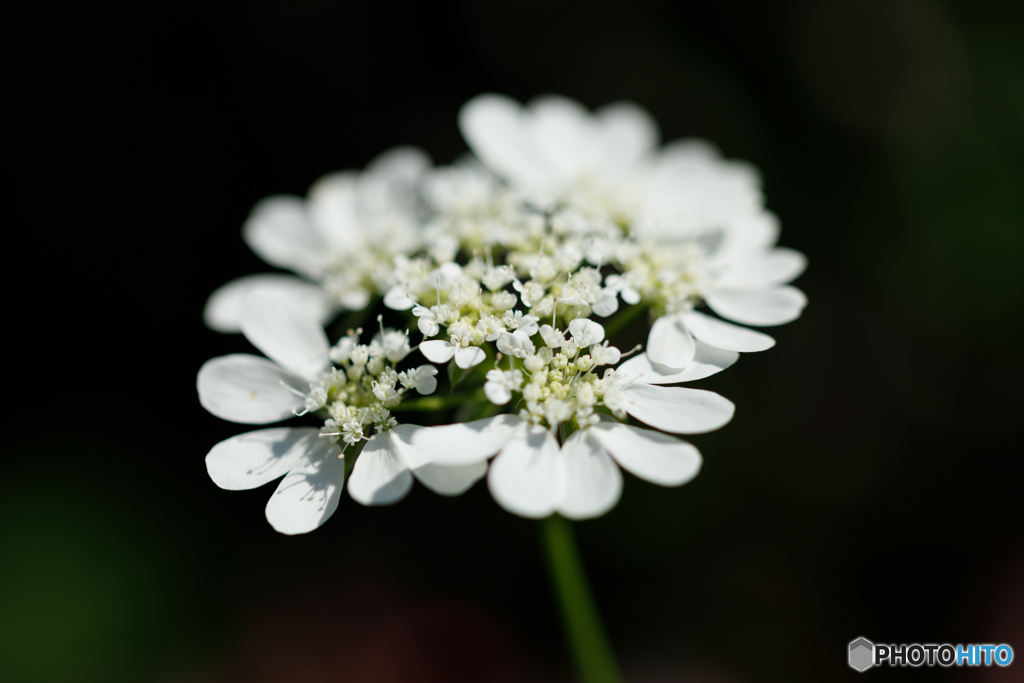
[412,461,489,496]
[419,340,456,364]
[487,427,561,519]
[557,430,622,520]
[646,314,696,368]
[530,95,594,181]
[616,342,738,384]
[366,146,432,181]
[705,286,808,326]
[197,354,306,424]
[410,415,523,466]
[590,422,701,486]
[206,427,316,490]
[307,172,362,252]
[622,384,735,434]
[680,310,775,353]
[347,430,414,506]
[264,435,345,535]
[596,101,659,171]
[242,196,327,277]
[458,94,551,189]
[204,274,332,334]
[240,291,330,378]
[715,248,807,289]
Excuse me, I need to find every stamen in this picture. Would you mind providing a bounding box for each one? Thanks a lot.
[378,314,385,337]
[619,343,644,360]
[279,381,307,399]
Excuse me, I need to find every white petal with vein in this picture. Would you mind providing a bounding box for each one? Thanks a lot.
[413,461,488,496]
[240,291,330,378]
[705,286,807,327]
[411,415,522,465]
[264,435,345,534]
[347,430,414,506]
[591,423,701,486]
[622,384,735,434]
[681,310,775,352]
[557,430,622,520]
[487,427,561,519]
[616,343,738,384]
[206,427,316,490]
[197,354,306,424]
[646,315,696,368]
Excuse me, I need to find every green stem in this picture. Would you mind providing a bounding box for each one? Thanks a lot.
[601,303,648,340]
[541,515,622,683]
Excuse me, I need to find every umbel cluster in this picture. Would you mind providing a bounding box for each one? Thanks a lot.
[197,93,807,534]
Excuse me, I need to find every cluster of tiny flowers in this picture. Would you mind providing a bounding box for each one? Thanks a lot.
[486,319,622,430]
[313,321,437,450]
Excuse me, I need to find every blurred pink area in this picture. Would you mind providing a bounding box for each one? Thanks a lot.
[178,586,544,683]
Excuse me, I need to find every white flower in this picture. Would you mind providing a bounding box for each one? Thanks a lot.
[368,326,412,363]
[411,304,450,337]
[484,368,524,405]
[197,292,484,534]
[496,329,535,359]
[567,318,605,347]
[398,365,439,394]
[204,147,432,333]
[411,343,738,519]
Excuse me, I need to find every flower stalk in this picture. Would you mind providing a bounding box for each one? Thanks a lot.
[541,514,622,683]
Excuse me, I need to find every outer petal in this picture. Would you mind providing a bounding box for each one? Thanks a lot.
[621,383,735,434]
[206,427,316,490]
[240,291,330,378]
[366,146,432,180]
[197,354,306,424]
[347,430,414,506]
[705,286,807,327]
[412,461,489,496]
[646,314,696,368]
[264,434,345,535]
[204,274,332,334]
[616,342,738,384]
[590,422,701,486]
[459,94,550,188]
[487,426,561,519]
[714,248,807,289]
[680,310,775,353]
[419,340,456,364]
[454,345,486,369]
[411,415,523,465]
[596,101,659,171]
[307,172,362,252]
[557,430,622,520]
[242,196,327,277]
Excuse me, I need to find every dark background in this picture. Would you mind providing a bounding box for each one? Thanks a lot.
[6,1,1023,681]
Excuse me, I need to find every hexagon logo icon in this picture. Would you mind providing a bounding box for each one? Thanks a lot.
[849,637,875,672]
